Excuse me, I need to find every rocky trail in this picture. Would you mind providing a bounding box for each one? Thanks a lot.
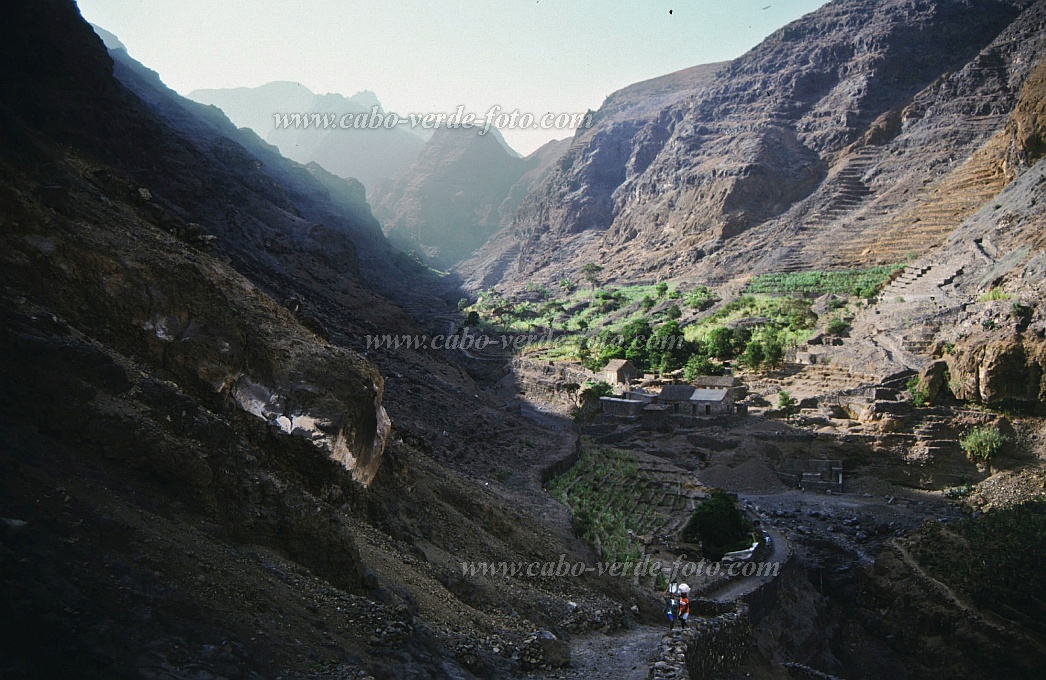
[536,625,666,680]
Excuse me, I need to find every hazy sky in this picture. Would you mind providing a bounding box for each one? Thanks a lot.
[76,0,829,154]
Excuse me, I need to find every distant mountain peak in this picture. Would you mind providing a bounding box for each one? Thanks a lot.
[89,23,125,51]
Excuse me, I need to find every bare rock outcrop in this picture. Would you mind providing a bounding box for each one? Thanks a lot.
[946,330,1046,409]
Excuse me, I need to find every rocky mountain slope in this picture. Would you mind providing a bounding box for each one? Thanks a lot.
[461,0,1046,290]
[0,2,627,677]
[774,14,1046,392]
[189,82,427,195]
[373,128,569,269]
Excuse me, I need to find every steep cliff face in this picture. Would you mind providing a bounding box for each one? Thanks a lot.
[1008,48,1046,164]
[2,173,391,482]
[466,0,1043,290]
[512,63,725,240]
[1,3,629,676]
[2,0,393,486]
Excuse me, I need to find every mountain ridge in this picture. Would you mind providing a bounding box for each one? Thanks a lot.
[188,81,427,194]
[459,0,1045,291]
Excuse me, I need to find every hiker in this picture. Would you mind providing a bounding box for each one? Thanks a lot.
[678,584,690,629]
[662,582,680,630]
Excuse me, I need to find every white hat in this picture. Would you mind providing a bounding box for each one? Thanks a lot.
[679,583,690,593]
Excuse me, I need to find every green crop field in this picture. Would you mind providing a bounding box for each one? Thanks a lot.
[745,265,904,297]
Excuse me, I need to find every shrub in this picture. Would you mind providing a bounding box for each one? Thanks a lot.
[682,491,754,561]
[763,334,784,369]
[1012,302,1032,329]
[960,425,1007,463]
[741,340,766,370]
[906,376,929,407]
[777,390,796,410]
[826,317,850,336]
[978,288,1010,302]
[592,289,624,313]
[683,354,723,381]
[703,326,731,359]
[665,303,682,320]
[685,287,715,309]
[580,263,604,288]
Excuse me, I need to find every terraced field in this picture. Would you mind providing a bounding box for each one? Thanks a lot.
[547,441,709,570]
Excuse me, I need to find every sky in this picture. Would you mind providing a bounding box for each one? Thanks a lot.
[76,0,830,155]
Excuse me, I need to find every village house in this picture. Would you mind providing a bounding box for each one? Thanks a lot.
[689,375,748,401]
[602,359,638,386]
[655,384,739,416]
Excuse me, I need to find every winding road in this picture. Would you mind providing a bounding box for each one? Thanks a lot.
[538,512,792,678]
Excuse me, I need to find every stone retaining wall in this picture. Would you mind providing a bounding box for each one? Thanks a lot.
[539,435,582,486]
[649,601,752,679]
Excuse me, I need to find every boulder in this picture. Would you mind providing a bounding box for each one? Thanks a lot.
[538,632,570,669]
[519,630,570,670]
[946,331,1046,408]
[918,360,949,405]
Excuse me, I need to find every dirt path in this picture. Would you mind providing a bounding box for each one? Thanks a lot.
[530,520,791,677]
[535,625,666,679]
[890,539,1013,636]
[707,523,789,603]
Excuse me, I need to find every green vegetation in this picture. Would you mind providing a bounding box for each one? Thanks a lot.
[745,265,903,297]
[942,483,974,499]
[777,390,796,410]
[959,425,1008,463]
[685,286,716,309]
[910,501,1046,636]
[978,288,1011,302]
[573,380,615,421]
[547,446,643,564]
[683,354,724,381]
[825,317,850,336]
[907,376,930,407]
[681,491,755,561]
[580,263,604,289]
[581,317,693,374]
[464,278,820,377]
[681,295,817,371]
[1011,301,1033,329]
